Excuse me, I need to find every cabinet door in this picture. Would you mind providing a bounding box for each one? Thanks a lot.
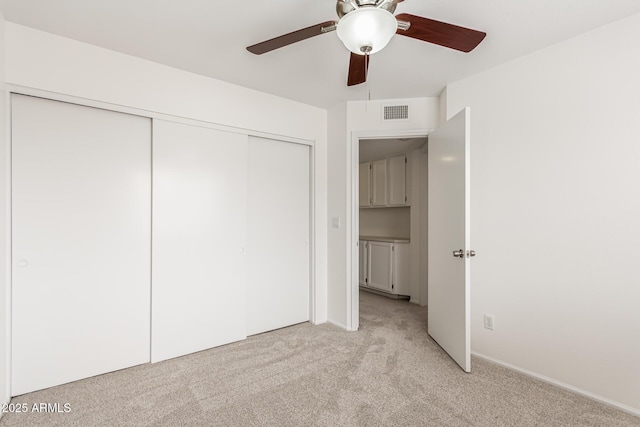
[359,241,368,286]
[359,162,371,207]
[392,243,411,295]
[367,241,393,292]
[371,159,388,206]
[388,155,407,206]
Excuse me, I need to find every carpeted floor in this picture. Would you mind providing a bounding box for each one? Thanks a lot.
[1,291,638,426]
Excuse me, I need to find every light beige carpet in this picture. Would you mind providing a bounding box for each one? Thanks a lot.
[1,291,638,426]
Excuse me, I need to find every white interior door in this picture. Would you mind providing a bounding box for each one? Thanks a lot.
[428,107,471,372]
[247,137,310,336]
[152,120,248,363]
[11,94,151,395]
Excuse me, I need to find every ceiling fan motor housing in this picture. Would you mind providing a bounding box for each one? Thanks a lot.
[336,0,398,18]
[336,4,399,55]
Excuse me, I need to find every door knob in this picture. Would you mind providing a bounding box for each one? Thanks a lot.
[467,250,476,258]
[452,249,464,258]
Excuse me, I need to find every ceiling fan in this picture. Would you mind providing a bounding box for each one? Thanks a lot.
[246,0,486,87]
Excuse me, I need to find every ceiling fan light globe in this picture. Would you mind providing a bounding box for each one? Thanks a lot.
[336,7,398,55]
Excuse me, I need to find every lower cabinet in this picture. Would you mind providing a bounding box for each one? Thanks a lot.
[359,240,368,287]
[359,239,410,296]
[368,241,394,292]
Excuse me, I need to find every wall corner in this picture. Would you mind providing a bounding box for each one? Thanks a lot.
[0,9,11,410]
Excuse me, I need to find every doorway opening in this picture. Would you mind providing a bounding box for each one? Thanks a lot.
[349,109,472,372]
[349,131,429,330]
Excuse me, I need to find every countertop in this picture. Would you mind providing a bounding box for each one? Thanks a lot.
[360,235,410,243]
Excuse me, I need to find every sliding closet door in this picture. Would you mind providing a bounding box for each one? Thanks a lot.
[152,120,247,362]
[247,137,310,336]
[11,95,151,395]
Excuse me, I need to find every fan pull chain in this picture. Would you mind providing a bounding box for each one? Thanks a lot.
[366,52,370,103]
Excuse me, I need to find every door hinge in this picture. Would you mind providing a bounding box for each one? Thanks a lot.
[392,246,395,252]
[369,164,372,170]
[405,156,407,163]
[392,284,395,289]
[405,196,407,202]
[365,278,368,283]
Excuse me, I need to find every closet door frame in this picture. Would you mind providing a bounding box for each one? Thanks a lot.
[3,86,317,394]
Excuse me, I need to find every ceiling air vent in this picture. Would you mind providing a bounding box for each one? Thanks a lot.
[383,105,409,121]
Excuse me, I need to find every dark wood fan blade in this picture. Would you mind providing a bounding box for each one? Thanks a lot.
[395,13,486,53]
[247,21,336,55]
[347,53,369,86]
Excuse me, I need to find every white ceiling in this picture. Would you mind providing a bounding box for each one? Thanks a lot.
[1,1,639,109]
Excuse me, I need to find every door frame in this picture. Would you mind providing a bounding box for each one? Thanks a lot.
[348,128,432,331]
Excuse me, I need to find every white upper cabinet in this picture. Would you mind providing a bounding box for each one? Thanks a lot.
[371,159,388,206]
[359,162,372,207]
[388,155,407,206]
[359,154,408,208]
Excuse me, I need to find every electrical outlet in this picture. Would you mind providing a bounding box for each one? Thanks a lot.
[484,314,495,330]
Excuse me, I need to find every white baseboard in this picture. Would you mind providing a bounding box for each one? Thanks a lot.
[327,319,352,331]
[471,351,640,418]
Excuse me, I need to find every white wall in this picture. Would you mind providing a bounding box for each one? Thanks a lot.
[359,207,410,238]
[0,11,8,413]
[347,98,439,134]
[5,24,325,143]
[327,102,349,328]
[0,22,328,397]
[327,97,438,329]
[410,148,429,306]
[446,13,640,414]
